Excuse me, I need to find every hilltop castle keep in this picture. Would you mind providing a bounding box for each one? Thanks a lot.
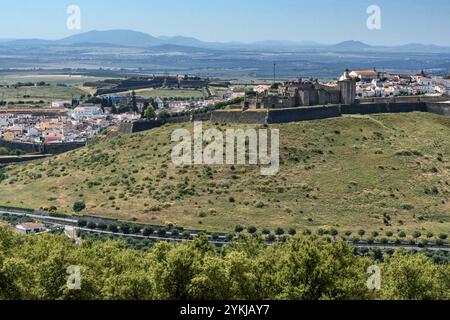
[243,71,356,109]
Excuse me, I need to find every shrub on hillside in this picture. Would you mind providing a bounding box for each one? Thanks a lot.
[73,201,86,213]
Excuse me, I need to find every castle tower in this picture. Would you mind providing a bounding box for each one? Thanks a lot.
[338,70,356,105]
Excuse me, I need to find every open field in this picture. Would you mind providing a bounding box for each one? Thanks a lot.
[118,87,209,99]
[0,73,111,106]
[0,73,112,86]
[0,85,89,105]
[0,112,449,239]
[209,86,230,97]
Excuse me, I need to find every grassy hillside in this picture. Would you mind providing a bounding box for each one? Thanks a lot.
[1,112,449,238]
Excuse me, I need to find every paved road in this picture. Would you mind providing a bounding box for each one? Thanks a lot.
[0,209,78,224]
[1,209,449,251]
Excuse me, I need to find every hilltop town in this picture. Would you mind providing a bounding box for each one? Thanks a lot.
[0,75,239,147]
[1,70,449,149]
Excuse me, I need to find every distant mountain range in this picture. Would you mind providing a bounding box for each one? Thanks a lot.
[3,29,450,53]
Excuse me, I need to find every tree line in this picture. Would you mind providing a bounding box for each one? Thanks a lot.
[0,227,448,300]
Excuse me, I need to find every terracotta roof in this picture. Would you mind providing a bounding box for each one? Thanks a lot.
[351,70,378,76]
[44,133,63,143]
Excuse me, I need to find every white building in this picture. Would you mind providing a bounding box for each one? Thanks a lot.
[52,100,71,108]
[16,223,47,235]
[434,78,450,95]
[0,116,8,127]
[27,127,39,137]
[71,104,104,119]
[349,70,379,81]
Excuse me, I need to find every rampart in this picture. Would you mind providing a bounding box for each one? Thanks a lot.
[267,106,341,124]
[0,140,85,155]
[210,110,268,124]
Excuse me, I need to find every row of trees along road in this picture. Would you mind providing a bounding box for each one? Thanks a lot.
[0,227,448,300]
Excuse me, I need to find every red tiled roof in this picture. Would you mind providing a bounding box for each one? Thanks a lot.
[351,70,378,76]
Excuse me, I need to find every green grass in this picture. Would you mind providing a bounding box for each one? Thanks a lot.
[0,74,108,86]
[0,85,88,105]
[0,112,449,238]
[124,88,208,99]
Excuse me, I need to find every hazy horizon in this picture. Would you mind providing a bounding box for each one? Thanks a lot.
[2,29,449,48]
[1,0,450,46]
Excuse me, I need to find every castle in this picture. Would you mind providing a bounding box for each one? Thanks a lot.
[243,70,356,109]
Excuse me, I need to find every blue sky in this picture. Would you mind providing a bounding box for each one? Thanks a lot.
[1,0,450,45]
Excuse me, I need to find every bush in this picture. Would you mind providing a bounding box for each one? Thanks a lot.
[182,231,191,239]
[143,227,154,236]
[398,231,406,238]
[0,166,6,182]
[288,228,297,236]
[87,222,97,229]
[412,231,422,239]
[262,228,271,235]
[400,204,414,211]
[358,229,366,237]
[211,233,220,240]
[234,225,244,233]
[77,220,87,227]
[131,225,141,234]
[73,201,86,212]
[247,226,257,234]
[255,202,265,209]
[97,223,108,231]
[329,229,338,236]
[108,224,118,233]
[120,224,131,234]
[275,228,285,236]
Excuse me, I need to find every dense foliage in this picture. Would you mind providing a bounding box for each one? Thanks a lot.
[0,166,5,183]
[0,228,448,300]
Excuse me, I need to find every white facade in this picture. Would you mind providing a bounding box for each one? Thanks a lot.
[0,116,8,126]
[71,104,104,119]
[16,223,47,235]
[52,100,71,107]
